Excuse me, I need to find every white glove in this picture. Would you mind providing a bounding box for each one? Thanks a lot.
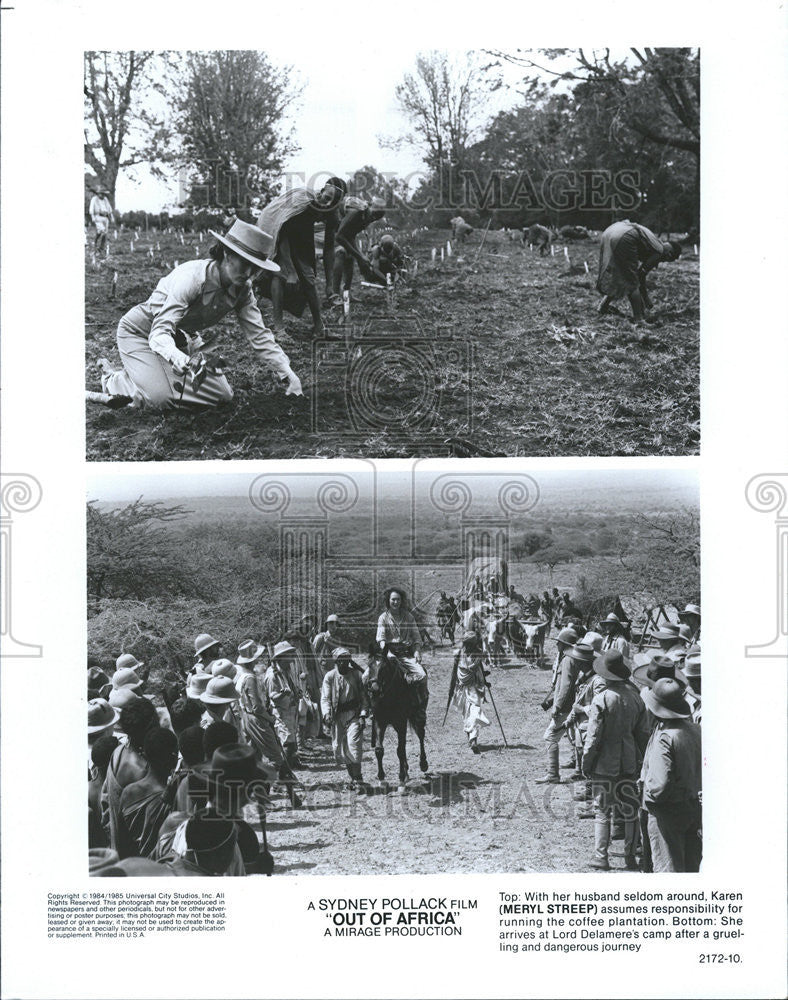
[281,367,303,397]
[170,350,193,376]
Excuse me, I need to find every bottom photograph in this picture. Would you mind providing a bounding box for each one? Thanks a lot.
[86,464,701,877]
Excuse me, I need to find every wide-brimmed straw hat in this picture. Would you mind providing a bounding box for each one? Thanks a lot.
[186,672,211,700]
[272,640,296,660]
[594,648,630,681]
[643,677,692,719]
[208,220,280,273]
[88,698,119,735]
[115,652,144,672]
[200,676,240,705]
[236,639,265,665]
[194,633,221,656]
[678,604,701,622]
[632,654,688,689]
[211,658,237,679]
[111,667,143,691]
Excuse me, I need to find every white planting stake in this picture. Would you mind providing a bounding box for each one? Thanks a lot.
[529,243,533,251]
[343,290,350,317]
[563,246,569,259]
[174,259,179,268]
[446,241,452,257]
[156,241,160,251]
[113,230,118,240]
[105,244,109,258]
[440,247,445,261]
[550,244,555,256]
[180,233,185,245]
[431,248,436,262]
[583,260,589,274]
[694,244,698,256]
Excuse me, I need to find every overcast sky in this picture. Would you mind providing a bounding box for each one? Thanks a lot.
[114,50,537,212]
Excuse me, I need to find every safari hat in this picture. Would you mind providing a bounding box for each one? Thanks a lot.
[88,698,119,735]
[567,643,596,665]
[272,640,296,660]
[677,624,693,643]
[115,652,144,673]
[211,658,237,679]
[678,604,701,621]
[643,677,692,719]
[325,614,340,624]
[194,633,221,656]
[556,627,579,646]
[185,814,237,854]
[632,654,687,689]
[652,624,681,641]
[186,672,211,700]
[208,220,280,273]
[598,613,622,629]
[380,234,395,248]
[594,648,630,681]
[200,676,240,705]
[236,639,265,665]
[108,687,141,710]
[582,631,604,652]
[111,667,143,691]
[683,645,701,679]
[332,646,352,662]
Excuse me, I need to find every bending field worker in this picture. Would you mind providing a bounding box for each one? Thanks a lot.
[87,221,302,410]
[596,220,682,323]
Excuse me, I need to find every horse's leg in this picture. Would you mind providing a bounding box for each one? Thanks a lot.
[396,722,408,789]
[374,719,386,781]
[416,717,429,773]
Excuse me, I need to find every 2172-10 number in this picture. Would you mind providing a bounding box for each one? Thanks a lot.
[698,954,742,964]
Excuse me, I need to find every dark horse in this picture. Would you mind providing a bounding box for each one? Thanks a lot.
[364,645,429,789]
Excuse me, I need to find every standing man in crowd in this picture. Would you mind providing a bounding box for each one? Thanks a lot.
[320,647,369,792]
[640,678,702,872]
[450,630,490,754]
[537,640,592,784]
[583,650,650,871]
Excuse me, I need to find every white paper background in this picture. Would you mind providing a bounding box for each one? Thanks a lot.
[1,1,786,998]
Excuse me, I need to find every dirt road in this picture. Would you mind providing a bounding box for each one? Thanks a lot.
[260,638,613,876]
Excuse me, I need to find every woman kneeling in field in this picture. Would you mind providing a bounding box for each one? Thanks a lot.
[88,220,302,410]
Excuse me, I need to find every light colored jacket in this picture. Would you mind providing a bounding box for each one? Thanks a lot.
[584,681,650,777]
[641,719,702,811]
[320,667,369,720]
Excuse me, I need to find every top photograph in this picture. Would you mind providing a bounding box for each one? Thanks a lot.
[84,47,700,461]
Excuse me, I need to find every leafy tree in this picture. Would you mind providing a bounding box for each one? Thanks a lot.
[173,50,301,208]
[84,51,174,204]
[87,499,199,603]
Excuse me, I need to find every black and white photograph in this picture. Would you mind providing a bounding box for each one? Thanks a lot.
[84,48,700,460]
[86,465,701,877]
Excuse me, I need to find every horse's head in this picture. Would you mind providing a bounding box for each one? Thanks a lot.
[365,643,400,705]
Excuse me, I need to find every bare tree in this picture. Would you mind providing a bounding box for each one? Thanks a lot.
[84,51,175,203]
[386,51,488,173]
